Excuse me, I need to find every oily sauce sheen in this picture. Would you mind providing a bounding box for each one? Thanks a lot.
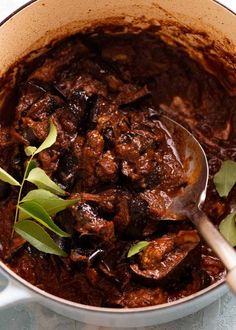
[0,29,235,307]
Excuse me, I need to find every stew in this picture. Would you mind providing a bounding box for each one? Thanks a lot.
[0,28,235,307]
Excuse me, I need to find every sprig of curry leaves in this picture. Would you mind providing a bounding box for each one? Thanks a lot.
[0,121,79,256]
[213,160,236,247]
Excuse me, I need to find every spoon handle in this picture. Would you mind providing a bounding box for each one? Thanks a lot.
[190,208,236,294]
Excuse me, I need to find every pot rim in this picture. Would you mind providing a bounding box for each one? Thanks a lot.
[0,0,232,314]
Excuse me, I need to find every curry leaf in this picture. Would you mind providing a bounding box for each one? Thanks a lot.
[24,146,37,156]
[19,189,79,220]
[19,201,70,237]
[26,160,38,177]
[35,120,57,154]
[0,167,20,186]
[219,211,236,247]
[26,168,65,196]
[213,160,236,197]
[15,220,67,256]
[127,241,150,258]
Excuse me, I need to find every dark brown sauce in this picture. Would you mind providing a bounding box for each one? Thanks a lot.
[0,28,235,307]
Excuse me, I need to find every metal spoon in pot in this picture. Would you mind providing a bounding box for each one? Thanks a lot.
[161,115,236,294]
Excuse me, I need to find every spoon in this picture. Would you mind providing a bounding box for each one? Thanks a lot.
[161,115,236,294]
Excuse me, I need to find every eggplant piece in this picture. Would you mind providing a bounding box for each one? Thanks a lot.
[98,241,132,287]
[125,197,149,239]
[55,151,79,190]
[130,230,201,287]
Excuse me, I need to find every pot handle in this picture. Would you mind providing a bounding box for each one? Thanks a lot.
[0,277,32,308]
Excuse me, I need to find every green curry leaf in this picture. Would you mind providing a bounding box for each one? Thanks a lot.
[26,168,65,196]
[19,201,70,237]
[25,160,38,177]
[0,167,20,186]
[24,146,37,157]
[19,189,79,220]
[219,211,236,247]
[15,220,67,256]
[127,241,150,258]
[213,160,236,197]
[35,120,57,154]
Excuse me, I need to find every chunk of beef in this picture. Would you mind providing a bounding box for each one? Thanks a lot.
[130,230,201,287]
[79,130,104,190]
[71,203,115,241]
[115,127,169,190]
[29,39,89,82]
[96,150,118,183]
[73,189,119,214]
[115,84,150,106]
[57,74,108,99]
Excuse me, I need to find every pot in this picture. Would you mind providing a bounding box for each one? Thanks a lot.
[0,0,235,327]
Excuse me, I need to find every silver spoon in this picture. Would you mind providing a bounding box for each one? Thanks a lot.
[161,115,236,294]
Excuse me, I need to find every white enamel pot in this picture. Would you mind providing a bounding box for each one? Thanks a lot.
[0,0,235,327]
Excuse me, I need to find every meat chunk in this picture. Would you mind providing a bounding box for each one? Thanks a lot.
[96,151,118,183]
[79,130,104,190]
[76,189,119,213]
[71,203,115,241]
[130,230,201,287]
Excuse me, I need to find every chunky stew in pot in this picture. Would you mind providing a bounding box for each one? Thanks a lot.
[1,27,235,307]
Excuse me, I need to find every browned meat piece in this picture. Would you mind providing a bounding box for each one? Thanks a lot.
[111,287,168,308]
[115,84,150,106]
[75,189,118,213]
[116,137,160,187]
[29,39,89,82]
[113,194,130,234]
[71,203,115,241]
[96,150,118,183]
[57,74,108,99]
[79,130,104,190]
[141,188,172,218]
[20,93,64,121]
[97,110,130,140]
[202,253,225,282]
[15,80,50,116]
[130,230,201,287]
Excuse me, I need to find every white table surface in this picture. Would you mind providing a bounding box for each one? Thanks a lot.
[0,1,236,329]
